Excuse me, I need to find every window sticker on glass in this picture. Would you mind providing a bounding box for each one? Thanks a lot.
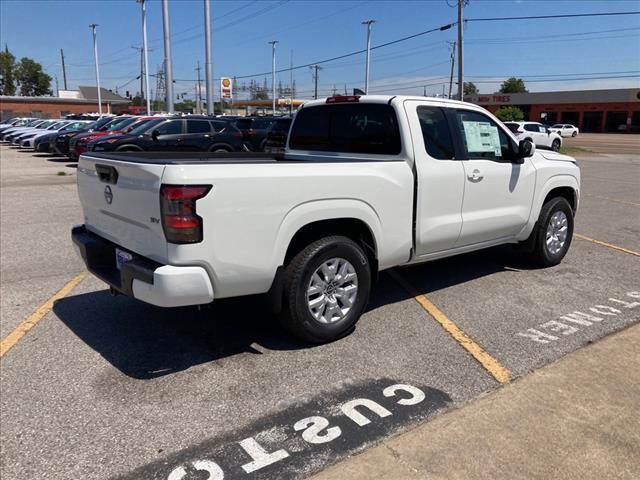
[538,126,546,133]
[462,121,502,157]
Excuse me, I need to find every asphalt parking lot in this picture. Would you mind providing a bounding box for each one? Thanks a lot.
[1,136,639,480]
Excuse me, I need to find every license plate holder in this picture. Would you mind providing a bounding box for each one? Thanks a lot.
[115,248,133,270]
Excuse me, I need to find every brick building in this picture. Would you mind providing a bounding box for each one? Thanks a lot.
[0,86,130,121]
[465,88,640,133]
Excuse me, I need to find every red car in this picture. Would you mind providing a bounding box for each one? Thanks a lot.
[69,116,154,159]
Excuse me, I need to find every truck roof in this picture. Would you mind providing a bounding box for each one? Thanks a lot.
[300,95,475,109]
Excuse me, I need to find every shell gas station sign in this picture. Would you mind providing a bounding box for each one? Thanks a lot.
[220,77,232,100]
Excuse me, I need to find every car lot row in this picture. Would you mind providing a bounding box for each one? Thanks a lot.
[0,115,293,158]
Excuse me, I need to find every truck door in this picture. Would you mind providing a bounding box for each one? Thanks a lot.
[404,100,465,255]
[452,108,536,247]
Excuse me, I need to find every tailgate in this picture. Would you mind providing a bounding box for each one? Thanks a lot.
[77,154,168,262]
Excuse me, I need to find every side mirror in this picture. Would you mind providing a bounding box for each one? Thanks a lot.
[151,129,159,140]
[518,139,535,159]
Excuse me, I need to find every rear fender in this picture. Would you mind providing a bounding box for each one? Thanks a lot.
[273,199,383,268]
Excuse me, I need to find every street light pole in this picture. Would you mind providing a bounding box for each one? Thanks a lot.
[269,40,278,114]
[89,24,102,116]
[362,19,375,94]
[204,0,214,115]
[138,0,152,114]
[162,0,174,112]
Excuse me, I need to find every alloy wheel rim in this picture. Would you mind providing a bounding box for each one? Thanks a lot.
[546,211,568,255]
[307,257,358,324]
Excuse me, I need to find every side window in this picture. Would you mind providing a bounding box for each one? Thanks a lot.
[155,120,183,135]
[524,124,538,132]
[416,106,455,160]
[210,121,227,132]
[187,119,212,134]
[454,109,512,161]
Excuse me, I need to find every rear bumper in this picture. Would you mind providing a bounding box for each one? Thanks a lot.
[71,225,214,307]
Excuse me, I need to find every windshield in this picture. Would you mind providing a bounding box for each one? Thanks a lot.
[92,117,114,130]
[36,121,56,129]
[66,122,91,131]
[129,118,163,135]
[48,122,67,130]
[106,117,136,132]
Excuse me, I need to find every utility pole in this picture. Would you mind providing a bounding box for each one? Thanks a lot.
[310,65,321,100]
[60,49,68,90]
[162,0,174,112]
[269,40,278,114]
[332,84,337,96]
[138,0,152,115]
[132,46,145,104]
[423,85,426,97]
[195,61,202,114]
[89,24,102,115]
[457,0,465,101]
[448,41,456,99]
[362,19,375,94]
[204,0,214,115]
[54,75,59,95]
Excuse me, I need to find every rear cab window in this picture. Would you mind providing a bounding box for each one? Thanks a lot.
[289,103,401,155]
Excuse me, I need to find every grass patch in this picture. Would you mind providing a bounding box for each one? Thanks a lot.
[560,145,592,155]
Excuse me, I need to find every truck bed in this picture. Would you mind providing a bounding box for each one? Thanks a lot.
[83,151,280,165]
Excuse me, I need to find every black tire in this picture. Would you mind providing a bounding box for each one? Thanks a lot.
[279,236,371,343]
[527,197,574,267]
[572,131,577,137]
[552,139,561,151]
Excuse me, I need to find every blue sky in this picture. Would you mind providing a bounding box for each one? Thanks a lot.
[1,0,639,100]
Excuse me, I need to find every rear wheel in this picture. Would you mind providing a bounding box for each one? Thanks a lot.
[551,139,561,151]
[280,236,371,343]
[209,146,231,153]
[572,131,577,137]
[527,197,574,267]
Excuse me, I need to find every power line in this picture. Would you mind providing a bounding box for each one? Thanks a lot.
[466,11,640,22]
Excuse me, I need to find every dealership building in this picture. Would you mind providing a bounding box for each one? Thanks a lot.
[465,88,640,133]
[0,87,130,121]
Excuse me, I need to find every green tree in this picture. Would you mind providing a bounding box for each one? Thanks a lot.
[15,57,52,96]
[499,77,528,94]
[494,106,524,122]
[463,81,478,96]
[0,46,17,95]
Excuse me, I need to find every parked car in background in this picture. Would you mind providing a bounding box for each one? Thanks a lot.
[52,117,114,155]
[549,124,579,137]
[231,116,277,151]
[263,117,292,154]
[5,120,59,144]
[1,119,49,141]
[33,121,93,152]
[18,121,73,148]
[504,121,562,151]
[88,116,244,153]
[69,116,139,159]
[0,117,35,133]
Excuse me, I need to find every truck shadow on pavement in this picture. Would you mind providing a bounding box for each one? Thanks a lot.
[53,245,534,380]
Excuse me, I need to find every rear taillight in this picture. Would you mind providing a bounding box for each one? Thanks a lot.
[160,185,211,244]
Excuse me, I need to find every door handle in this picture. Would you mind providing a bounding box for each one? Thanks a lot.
[467,169,484,182]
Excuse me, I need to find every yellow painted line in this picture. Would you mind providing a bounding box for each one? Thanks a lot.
[388,269,511,384]
[0,272,86,358]
[582,194,640,207]
[574,234,640,257]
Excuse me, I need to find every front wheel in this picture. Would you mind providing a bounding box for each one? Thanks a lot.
[551,139,561,151]
[572,131,577,137]
[527,197,574,267]
[280,236,371,343]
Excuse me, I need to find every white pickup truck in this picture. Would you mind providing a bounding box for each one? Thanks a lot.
[73,96,580,342]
